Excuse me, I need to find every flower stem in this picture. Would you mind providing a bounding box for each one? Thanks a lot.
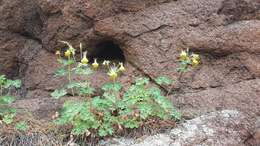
[0,85,2,96]
[68,56,75,96]
[166,71,184,96]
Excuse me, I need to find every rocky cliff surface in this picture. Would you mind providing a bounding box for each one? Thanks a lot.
[0,0,259,145]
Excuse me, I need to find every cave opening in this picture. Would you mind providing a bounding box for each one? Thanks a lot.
[91,40,125,63]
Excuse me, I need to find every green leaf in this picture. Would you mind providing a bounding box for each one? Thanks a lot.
[64,59,75,66]
[138,103,153,119]
[103,92,117,103]
[149,87,162,97]
[171,108,181,120]
[16,121,29,132]
[13,80,21,88]
[0,108,16,116]
[55,101,84,125]
[92,96,114,111]
[0,96,16,104]
[98,123,114,137]
[135,77,149,86]
[0,75,6,85]
[3,79,21,89]
[54,68,66,77]
[3,113,16,124]
[73,65,93,75]
[177,61,190,72]
[102,82,122,92]
[153,95,173,110]
[67,82,81,89]
[51,89,67,99]
[79,86,95,97]
[123,85,149,103]
[122,118,140,129]
[155,76,173,85]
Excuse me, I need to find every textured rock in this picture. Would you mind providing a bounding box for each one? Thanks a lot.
[170,110,249,146]
[0,31,41,77]
[0,31,25,76]
[39,0,174,53]
[172,79,260,119]
[100,110,250,146]
[0,1,259,144]
[0,0,42,37]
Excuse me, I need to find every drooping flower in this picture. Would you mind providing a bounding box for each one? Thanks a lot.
[102,60,110,66]
[81,52,89,64]
[118,62,126,72]
[64,50,71,58]
[191,53,200,61]
[108,66,118,81]
[92,58,99,69]
[180,50,188,61]
[192,58,199,67]
[55,50,61,55]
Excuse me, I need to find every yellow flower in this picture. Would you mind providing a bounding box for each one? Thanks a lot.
[81,52,89,64]
[64,50,71,57]
[92,59,99,69]
[191,53,200,61]
[118,62,126,72]
[55,50,61,55]
[81,57,89,64]
[102,60,110,66]
[192,58,200,67]
[108,66,118,81]
[180,50,188,61]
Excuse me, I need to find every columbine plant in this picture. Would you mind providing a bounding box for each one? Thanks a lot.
[167,49,200,95]
[177,49,200,72]
[52,42,188,138]
[51,41,95,99]
[0,75,21,125]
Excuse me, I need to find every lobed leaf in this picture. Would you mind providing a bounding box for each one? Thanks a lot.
[0,96,16,104]
[51,89,67,99]
[155,76,173,85]
[3,113,16,124]
[16,121,29,132]
[102,82,122,92]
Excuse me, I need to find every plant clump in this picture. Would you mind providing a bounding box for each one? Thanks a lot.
[0,75,29,132]
[51,42,182,138]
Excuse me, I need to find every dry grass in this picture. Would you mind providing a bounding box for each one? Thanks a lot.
[1,114,176,146]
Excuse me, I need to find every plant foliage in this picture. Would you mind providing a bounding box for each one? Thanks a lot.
[0,75,21,125]
[51,42,200,138]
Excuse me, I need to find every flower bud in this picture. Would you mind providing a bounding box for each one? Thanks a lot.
[192,58,199,67]
[92,59,99,69]
[55,50,61,55]
[81,52,89,64]
[64,50,71,57]
[191,53,200,61]
[118,62,126,72]
[180,50,188,61]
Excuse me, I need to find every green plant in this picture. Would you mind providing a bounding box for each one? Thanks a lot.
[52,42,187,137]
[0,75,21,125]
[15,121,29,132]
[167,49,201,95]
[177,49,200,72]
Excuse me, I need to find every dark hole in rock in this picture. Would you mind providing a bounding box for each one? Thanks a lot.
[91,40,125,62]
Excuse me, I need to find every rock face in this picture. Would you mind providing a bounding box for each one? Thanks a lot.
[100,110,252,146]
[0,0,260,145]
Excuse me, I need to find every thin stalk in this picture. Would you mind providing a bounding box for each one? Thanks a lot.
[68,56,75,96]
[80,43,83,60]
[0,85,2,96]
[166,71,184,96]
